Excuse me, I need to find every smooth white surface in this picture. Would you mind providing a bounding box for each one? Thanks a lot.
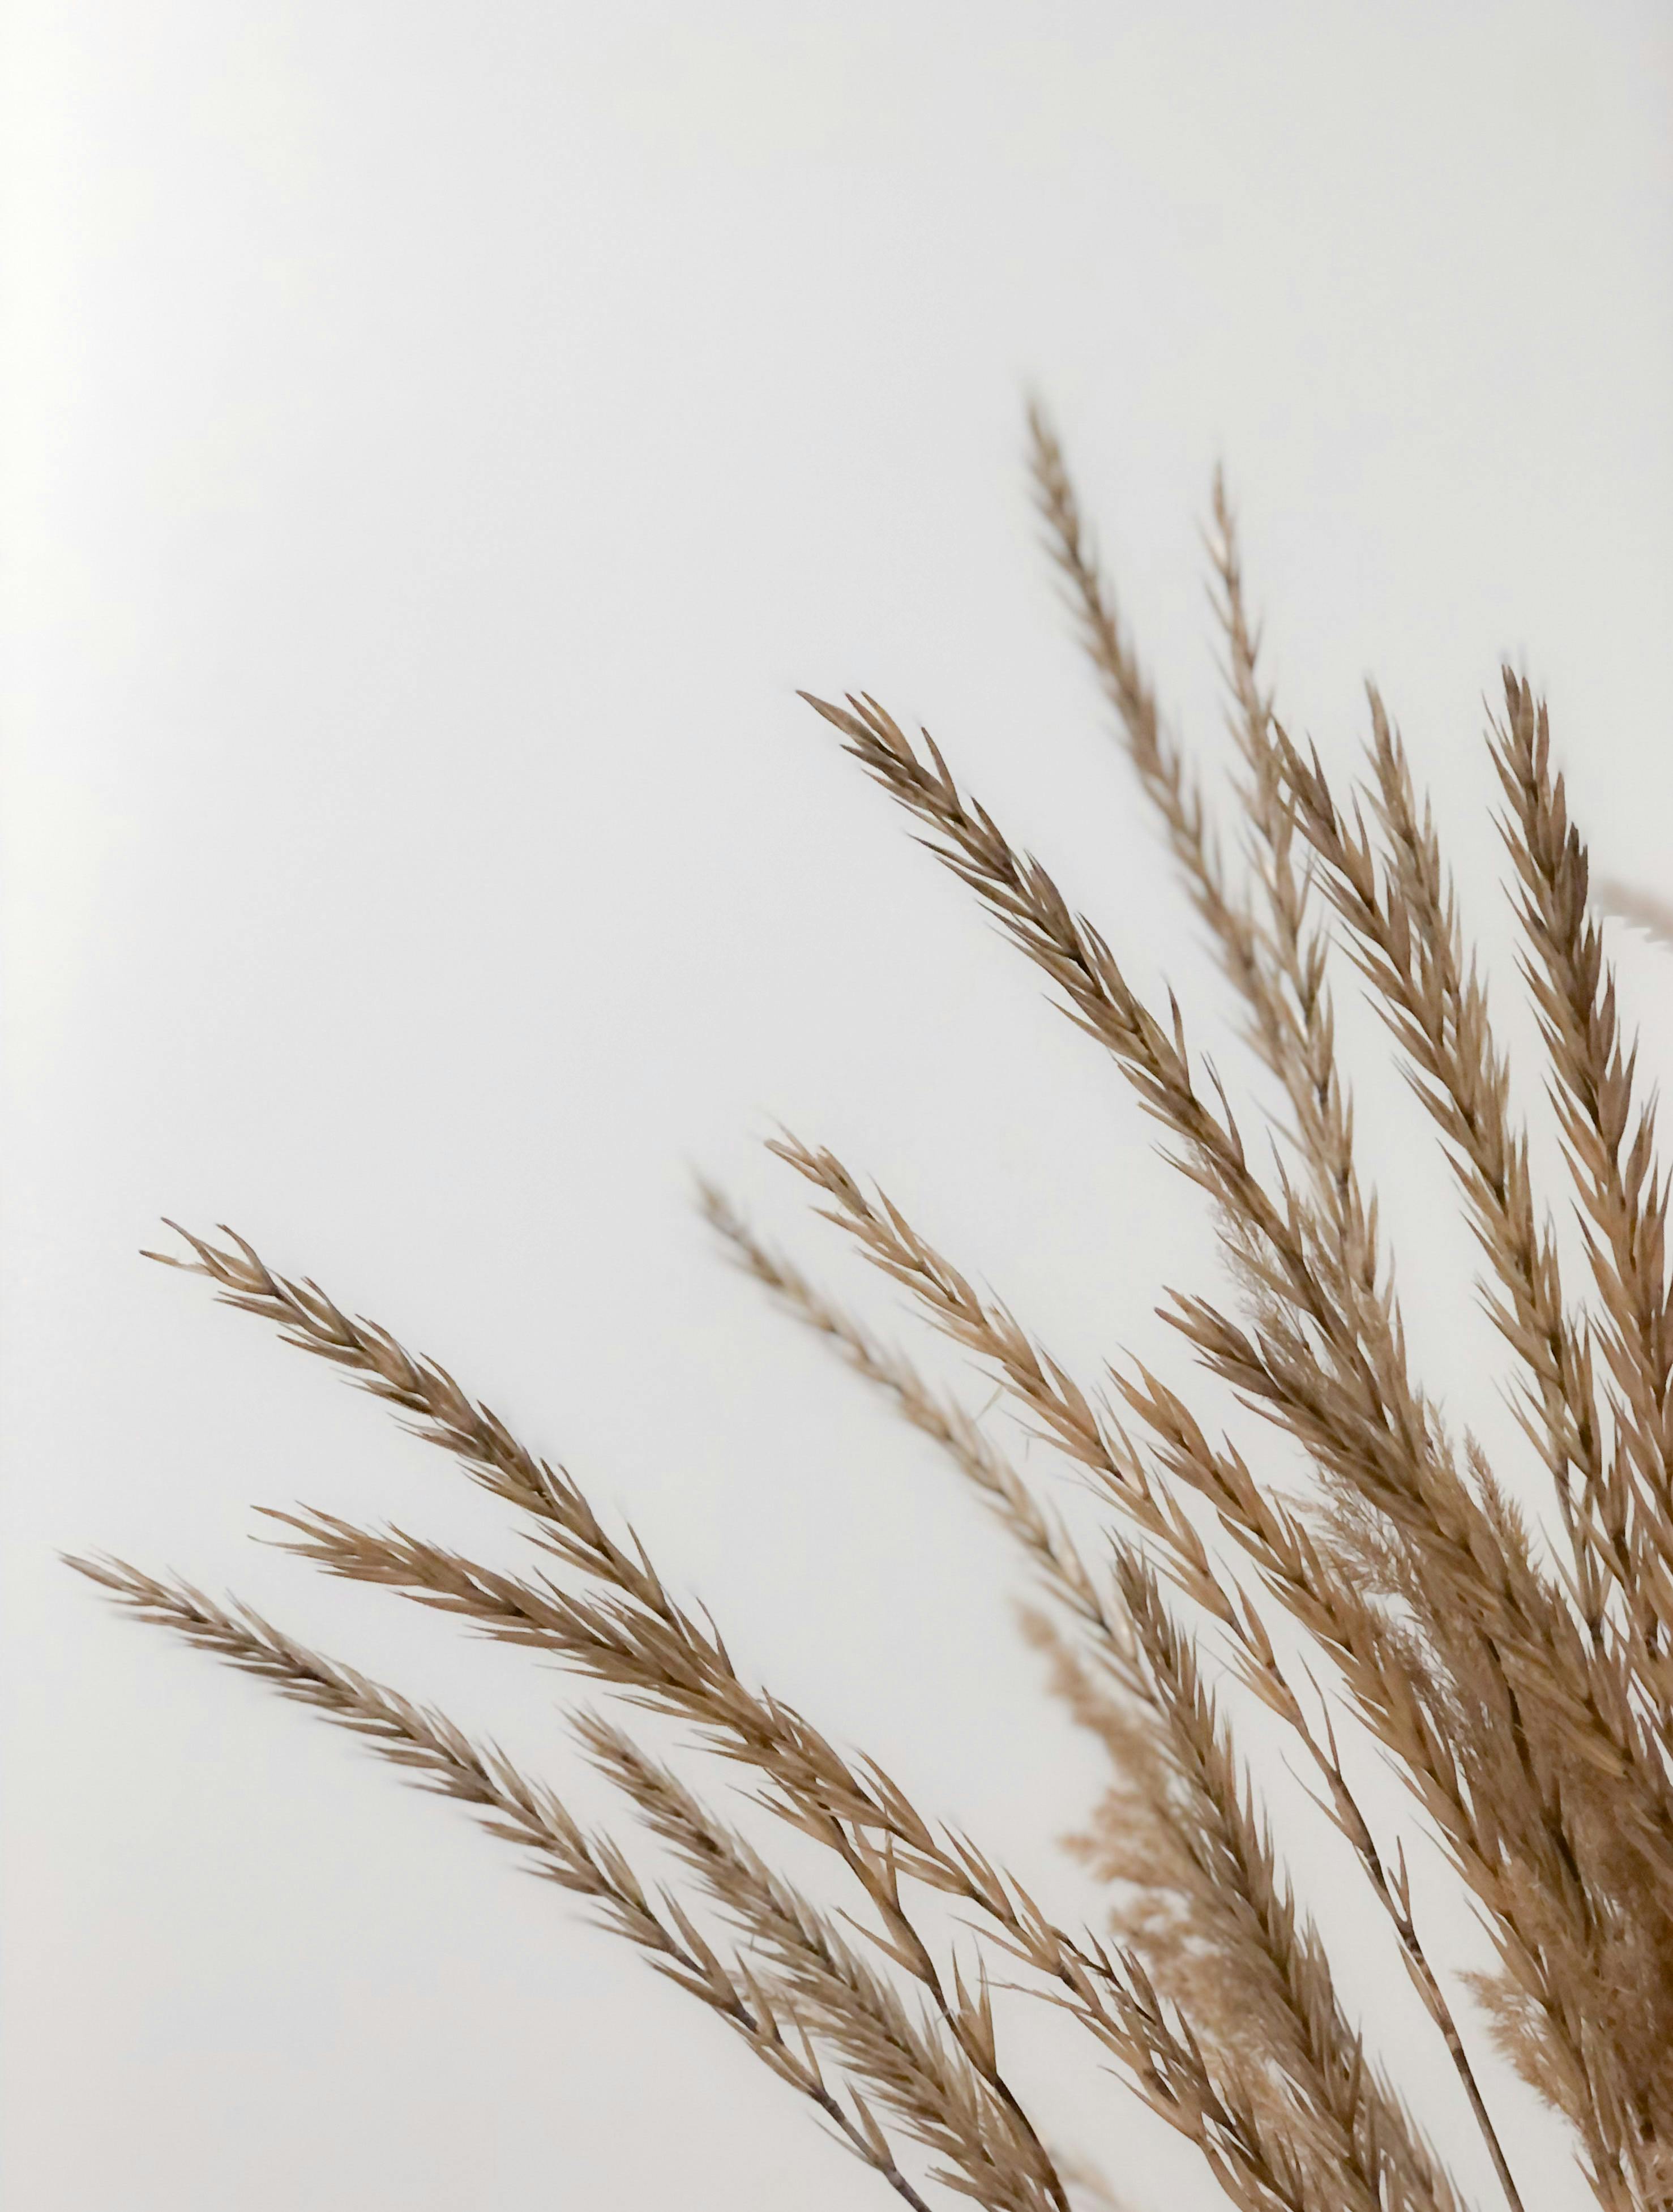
[3,5,1670,2207]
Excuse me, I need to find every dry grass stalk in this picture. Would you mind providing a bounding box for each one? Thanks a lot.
[696,1178,1128,1654]
[67,1556,942,2208]
[70,409,1673,2210]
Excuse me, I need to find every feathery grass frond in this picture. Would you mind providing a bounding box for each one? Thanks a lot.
[696,1177,1126,1654]
[120,1223,1414,2212]
[700,1171,1460,2209]
[76,405,1673,2212]
[571,1710,1065,2212]
[63,1555,938,2208]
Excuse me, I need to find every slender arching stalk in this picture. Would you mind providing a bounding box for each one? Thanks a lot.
[72,408,1672,2212]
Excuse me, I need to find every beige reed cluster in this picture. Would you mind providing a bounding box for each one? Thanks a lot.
[71,408,1673,2212]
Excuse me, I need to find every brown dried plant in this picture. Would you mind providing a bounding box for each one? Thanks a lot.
[69,408,1673,2211]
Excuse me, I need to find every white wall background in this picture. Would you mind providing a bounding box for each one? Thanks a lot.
[3,4,1671,2208]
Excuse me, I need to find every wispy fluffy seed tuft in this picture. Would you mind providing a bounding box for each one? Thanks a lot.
[73,409,1673,2212]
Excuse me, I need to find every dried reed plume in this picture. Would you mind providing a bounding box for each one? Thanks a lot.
[70,407,1673,2211]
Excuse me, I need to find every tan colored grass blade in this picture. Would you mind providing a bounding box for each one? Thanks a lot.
[63,1555,940,2209]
